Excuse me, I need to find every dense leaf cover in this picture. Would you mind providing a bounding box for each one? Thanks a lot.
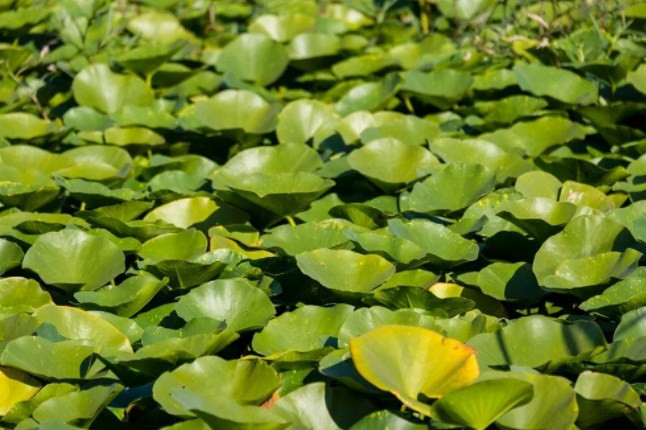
[0,0,646,428]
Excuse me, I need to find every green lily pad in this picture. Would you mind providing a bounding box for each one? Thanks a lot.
[74,274,168,317]
[408,163,496,213]
[430,378,534,429]
[153,356,281,422]
[72,64,154,114]
[249,13,316,42]
[575,371,641,428]
[515,64,599,105]
[34,304,132,353]
[176,279,275,331]
[1,337,97,380]
[478,370,578,430]
[0,277,51,314]
[614,307,646,341]
[480,116,593,157]
[217,34,288,86]
[348,138,438,185]
[296,249,395,294]
[262,219,360,256]
[468,315,606,368]
[276,99,339,145]
[579,274,646,319]
[387,219,479,266]
[0,113,58,140]
[194,90,281,134]
[252,304,354,357]
[533,215,641,292]
[23,229,125,292]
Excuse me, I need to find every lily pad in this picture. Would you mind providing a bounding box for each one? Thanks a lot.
[350,325,479,415]
[23,229,125,292]
[296,249,395,294]
[175,279,275,332]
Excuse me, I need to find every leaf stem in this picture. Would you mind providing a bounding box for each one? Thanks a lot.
[285,215,296,227]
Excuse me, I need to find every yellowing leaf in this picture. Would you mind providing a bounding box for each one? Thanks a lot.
[0,367,40,415]
[350,325,479,415]
[429,282,464,298]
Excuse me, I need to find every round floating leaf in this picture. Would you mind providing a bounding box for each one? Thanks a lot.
[72,64,154,114]
[74,274,168,317]
[217,34,288,86]
[533,215,641,292]
[23,229,126,292]
[1,337,96,380]
[428,138,523,179]
[348,138,438,185]
[515,64,599,105]
[387,219,479,266]
[0,277,52,314]
[139,229,207,263]
[0,367,40,415]
[34,305,132,353]
[127,10,194,42]
[515,171,562,199]
[400,69,473,101]
[276,99,339,145]
[627,63,646,95]
[249,13,316,42]
[360,113,440,146]
[479,371,578,430]
[475,262,545,301]
[349,410,426,430]
[217,143,322,178]
[30,381,122,426]
[262,219,361,256]
[480,116,592,157]
[0,166,59,211]
[579,275,646,319]
[614,307,646,341]
[0,113,57,140]
[215,144,333,216]
[288,33,340,60]
[609,201,646,243]
[176,279,275,332]
[575,371,641,428]
[409,163,496,213]
[344,228,426,264]
[194,90,281,134]
[0,238,23,275]
[274,382,375,430]
[221,171,334,216]
[474,95,548,125]
[0,145,71,174]
[59,145,133,181]
[430,378,534,429]
[115,43,181,77]
[559,181,615,211]
[435,0,496,20]
[153,356,281,422]
[144,197,245,229]
[468,315,606,368]
[296,249,395,294]
[252,304,354,357]
[497,198,577,240]
[335,76,399,115]
[350,325,479,415]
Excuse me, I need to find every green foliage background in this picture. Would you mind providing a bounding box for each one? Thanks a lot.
[0,0,646,428]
